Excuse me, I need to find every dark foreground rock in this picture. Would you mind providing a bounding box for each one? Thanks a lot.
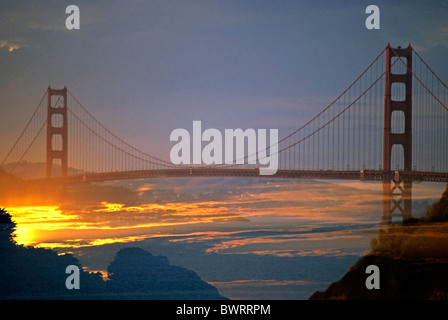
[309,253,448,300]
[311,186,448,300]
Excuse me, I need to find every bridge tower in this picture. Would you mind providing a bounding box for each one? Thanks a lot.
[46,86,68,178]
[382,44,413,224]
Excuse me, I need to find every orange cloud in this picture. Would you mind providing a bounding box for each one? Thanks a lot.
[0,41,20,52]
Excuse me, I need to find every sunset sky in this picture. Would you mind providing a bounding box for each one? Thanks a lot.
[1,1,448,300]
[1,1,448,161]
[5,176,446,299]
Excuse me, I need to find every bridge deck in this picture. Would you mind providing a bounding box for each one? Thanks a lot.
[30,168,448,184]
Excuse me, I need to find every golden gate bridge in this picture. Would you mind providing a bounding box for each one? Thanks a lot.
[2,44,448,225]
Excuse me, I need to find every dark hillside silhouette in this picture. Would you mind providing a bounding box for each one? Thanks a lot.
[0,207,105,299]
[424,184,448,222]
[310,186,448,300]
[107,247,226,299]
[0,208,226,299]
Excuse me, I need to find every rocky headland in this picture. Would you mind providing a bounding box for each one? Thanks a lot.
[310,185,448,300]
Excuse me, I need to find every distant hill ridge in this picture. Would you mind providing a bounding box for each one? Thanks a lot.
[106,247,227,300]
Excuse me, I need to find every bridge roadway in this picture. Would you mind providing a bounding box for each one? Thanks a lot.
[31,168,448,184]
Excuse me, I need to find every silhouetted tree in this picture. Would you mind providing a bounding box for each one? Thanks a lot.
[0,207,16,246]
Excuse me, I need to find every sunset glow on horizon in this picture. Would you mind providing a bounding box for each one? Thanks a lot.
[6,179,444,252]
[3,179,394,252]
